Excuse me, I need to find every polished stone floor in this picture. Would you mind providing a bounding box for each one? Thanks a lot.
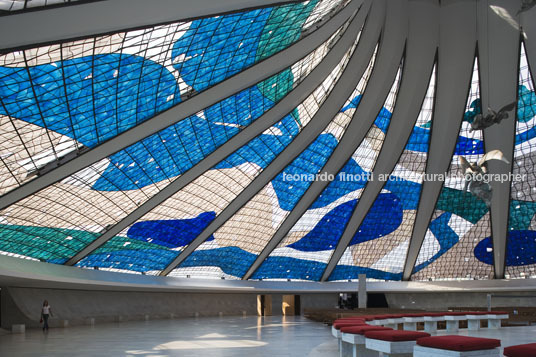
[0,315,535,356]
[0,316,337,357]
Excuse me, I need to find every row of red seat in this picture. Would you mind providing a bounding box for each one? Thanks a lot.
[331,312,535,356]
[334,310,508,322]
[336,321,501,353]
[332,311,508,329]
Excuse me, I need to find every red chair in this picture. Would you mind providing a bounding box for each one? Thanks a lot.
[415,335,501,356]
[504,343,536,357]
[340,325,393,357]
[331,320,367,349]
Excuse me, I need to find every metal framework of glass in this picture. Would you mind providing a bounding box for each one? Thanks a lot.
[505,42,536,279]
[410,56,493,281]
[0,0,337,195]
[329,64,435,281]
[167,27,361,279]
[77,23,353,275]
[252,45,384,281]
[1,1,535,282]
[0,0,348,267]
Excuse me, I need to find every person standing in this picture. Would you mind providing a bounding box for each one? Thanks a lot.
[40,300,53,331]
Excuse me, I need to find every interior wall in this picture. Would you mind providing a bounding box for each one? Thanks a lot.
[300,293,338,312]
[8,285,536,329]
[0,287,339,329]
[1,287,258,328]
[385,291,536,310]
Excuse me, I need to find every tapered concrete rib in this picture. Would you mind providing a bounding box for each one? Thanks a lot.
[520,3,536,70]
[159,2,382,277]
[320,0,439,282]
[0,1,358,213]
[243,0,405,281]
[0,0,306,51]
[478,1,521,279]
[63,2,365,267]
[401,0,478,281]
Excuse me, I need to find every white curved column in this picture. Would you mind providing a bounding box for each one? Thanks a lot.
[478,0,521,279]
[519,1,536,70]
[402,0,478,281]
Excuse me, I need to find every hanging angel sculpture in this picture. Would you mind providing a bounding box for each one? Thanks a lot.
[459,150,510,207]
[518,0,536,15]
[469,102,516,132]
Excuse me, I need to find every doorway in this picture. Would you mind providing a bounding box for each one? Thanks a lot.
[282,295,301,316]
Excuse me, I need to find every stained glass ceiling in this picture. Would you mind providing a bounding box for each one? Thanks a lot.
[0,0,535,282]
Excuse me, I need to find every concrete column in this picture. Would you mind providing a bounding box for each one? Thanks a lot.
[488,319,501,329]
[257,295,273,316]
[403,322,417,331]
[446,321,459,332]
[468,319,480,331]
[424,321,437,333]
[358,274,367,308]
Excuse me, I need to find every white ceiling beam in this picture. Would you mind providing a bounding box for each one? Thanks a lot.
[4,254,536,293]
[478,0,521,279]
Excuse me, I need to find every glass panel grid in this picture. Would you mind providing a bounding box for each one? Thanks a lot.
[0,0,343,195]
[411,57,493,281]
[73,21,355,274]
[328,64,435,281]
[166,31,362,279]
[255,51,402,282]
[505,42,536,279]
[0,2,346,266]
